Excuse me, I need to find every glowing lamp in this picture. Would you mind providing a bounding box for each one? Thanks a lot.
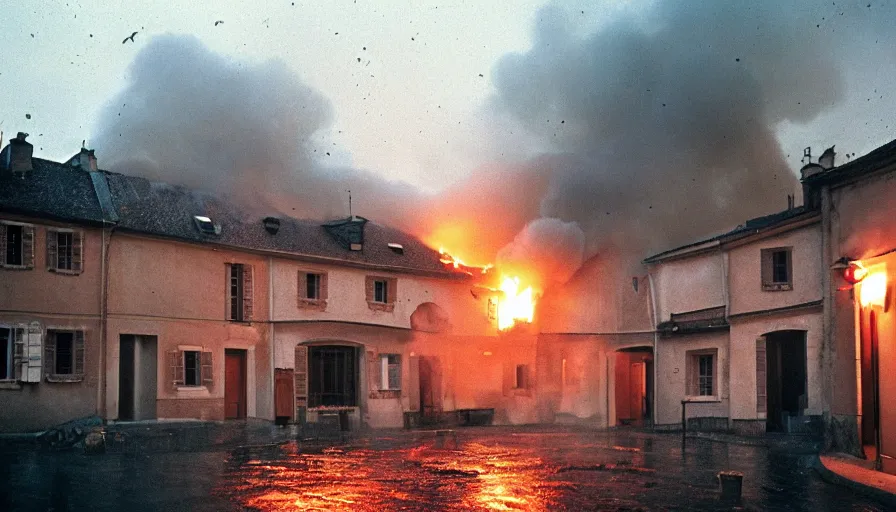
[859,271,888,309]
[844,262,869,285]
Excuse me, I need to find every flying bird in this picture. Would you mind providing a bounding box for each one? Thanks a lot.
[122,31,138,44]
[214,20,224,26]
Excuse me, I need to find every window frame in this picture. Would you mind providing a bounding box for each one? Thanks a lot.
[0,327,15,381]
[44,329,85,383]
[298,271,328,310]
[227,263,254,322]
[686,349,718,399]
[366,276,397,312]
[183,350,202,387]
[0,221,34,270]
[514,364,530,390]
[761,246,793,291]
[379,353,401,391]
[46,228,83,275]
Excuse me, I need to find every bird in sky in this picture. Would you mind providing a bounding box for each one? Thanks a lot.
[122,31,138,44]
[215,20,224,26]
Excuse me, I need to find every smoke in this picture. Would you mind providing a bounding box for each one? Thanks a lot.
[93,1,858,294]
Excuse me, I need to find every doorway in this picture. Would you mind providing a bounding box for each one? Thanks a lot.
[118,335,157,421]
[764,330,807,432]
[307,345,359,407]
[419,356,443,424]
[225,349,247,419]
[615,347,654,426]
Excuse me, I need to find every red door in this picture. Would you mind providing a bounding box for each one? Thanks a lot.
[225,350,247,419]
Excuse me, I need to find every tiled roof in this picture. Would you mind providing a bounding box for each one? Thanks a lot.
[657,306,728,335]
[104,173,461,277]
[0,158,108,224]
[802,138,896,186]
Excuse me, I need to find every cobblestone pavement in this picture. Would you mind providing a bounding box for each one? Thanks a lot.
[0,424,887,511]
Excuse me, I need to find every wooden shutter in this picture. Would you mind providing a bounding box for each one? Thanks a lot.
[368,350,382,392]
[365,276,375,302]
[298,272,307,299]
[242,265,254,321]
[73,331,85,375]
[44,331,56,378]
[22,226,34,269]
[201,351,213,387]
[685,353,696,396]
[294,345,308,405]
[71,231,83,273]
[0,224,6,267]
[756,337,767,415]
[388,278,397,304]
[25,325,42,383]
[320,273,328,300]
[168,350,184,390]
[13,328,25,381]
[46,230,58,271]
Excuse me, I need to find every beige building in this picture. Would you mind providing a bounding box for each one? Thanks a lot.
[645,203,823,435]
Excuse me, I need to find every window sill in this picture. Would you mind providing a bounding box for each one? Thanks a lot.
[0,265,32,271]
[175,386,210,397]
[684,395,721,403]
[46,374,85,383]
[48,268,82,276]
[298,298,328,311]
[762,283,793,292]
[373,389,401,399]
[0,381,22,390]
[367,301,395,313]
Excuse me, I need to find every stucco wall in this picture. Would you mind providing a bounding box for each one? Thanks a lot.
[728,311,823,420]
[727,223,822,315]
[655,331,729,426]
[652,252,725,321]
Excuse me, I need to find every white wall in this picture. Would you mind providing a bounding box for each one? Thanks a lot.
[652,252,725,321]
[654,331,729,426]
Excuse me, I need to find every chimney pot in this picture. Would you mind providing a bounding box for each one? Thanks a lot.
[67,147,98,171]
[1,132,34,177]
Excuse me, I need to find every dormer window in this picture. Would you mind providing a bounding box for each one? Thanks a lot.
[193,216,221,236]
[387,243,404,255]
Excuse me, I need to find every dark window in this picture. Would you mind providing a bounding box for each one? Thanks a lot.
[0,328,12,380]
[56,232,73,271]
[308,346,358,407]
[772,250,789,283]
[698,354,714,396]
[184,350,201,386]
[5,225,23,266]
[515,364,529,389]
[307,273,321,299]
[55,332,74,374]
[230,264,244,321]
[374,280,388,303]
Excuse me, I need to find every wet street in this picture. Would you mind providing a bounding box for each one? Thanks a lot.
[0,425,886,511]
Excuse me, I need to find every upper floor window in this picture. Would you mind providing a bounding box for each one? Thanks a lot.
[761,247,792,291]
[298,271,328,310]
[0,222,34,270]
[47,229,83,274]
[366,276,397,312]
[227,263,254,322]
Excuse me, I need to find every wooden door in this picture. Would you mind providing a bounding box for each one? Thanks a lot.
[629,362,646,423]
[225,350,247,419]
[275,369,295,419]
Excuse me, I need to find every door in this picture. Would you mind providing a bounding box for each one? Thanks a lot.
[275,368,294,420]
[119,335,157,421]
[419,356,443,424]
[629,362,646,424]
[225,349,247,419]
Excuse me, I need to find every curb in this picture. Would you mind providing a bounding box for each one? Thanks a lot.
[812,455,896,508]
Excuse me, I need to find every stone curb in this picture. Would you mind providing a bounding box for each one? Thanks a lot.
[812,455,896,508]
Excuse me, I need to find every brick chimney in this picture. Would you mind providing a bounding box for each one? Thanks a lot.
[66,147,98,171]
[0,132,34,177]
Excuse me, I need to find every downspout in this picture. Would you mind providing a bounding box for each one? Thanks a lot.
[646,268,660,427]
[721,250,730,426]
[268,256,275,421]
[820,184,834,448]
[97,224,114,419]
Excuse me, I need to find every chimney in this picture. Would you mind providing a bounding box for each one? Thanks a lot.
[0,132,34,177]
[66,147,98,171]
[818,145,836,170]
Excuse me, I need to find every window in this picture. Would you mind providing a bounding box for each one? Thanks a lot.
[366,276,397,312]
[184,351,201,386]
[44,330,85,382]
[227,263,253,321]
[47,229,83,274]
[686,349,717,397]
[380,354,401,390]
[761,247,792,291]
[0,327,17,380]
[298,271,328,310]
[1,223,34,268]
[308,345,358,407]
[514,364,530,389]
[168,349,212,389]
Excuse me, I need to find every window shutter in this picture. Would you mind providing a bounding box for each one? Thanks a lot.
[0,225,6,267]
[71,231,83,273]
[298,272,307,300]
[368,350,382,391]
[201,351,213,387]
[13,328,25,381]
[294,345,308,405]
[225,264,234,320]
[685,354,696,396]
[44,332,56,378]
[23,226,34,269]
[25,325,42,383]
[73,331,85,375]
[168,350,184,390]
[388,278,397,304]
[320,273,328,300]
[242,265,254,321]
[756,337,767,414]
[47,230,58,271]
[365,276,375,302]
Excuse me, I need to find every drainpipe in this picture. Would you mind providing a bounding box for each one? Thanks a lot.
[268,256,275,421]
[97,224,114,419]
[646,269,660,426]
[820,184,834,448]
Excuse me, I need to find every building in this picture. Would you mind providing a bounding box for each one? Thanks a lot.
[645,202,824,435]
[801,140,896,474]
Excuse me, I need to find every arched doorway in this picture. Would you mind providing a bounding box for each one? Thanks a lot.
[615,347,654,426]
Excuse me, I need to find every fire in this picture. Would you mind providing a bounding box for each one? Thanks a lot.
[437,247,536,331]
